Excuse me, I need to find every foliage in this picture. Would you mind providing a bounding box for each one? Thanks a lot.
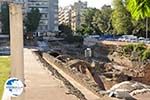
[93,5,113,33]
[59,24,73,37]
[25,8,41,32]
[142,49,150,61]
[122,43,150,61]
[75,0,149,36]
[1,2,9,34]
[78,6,113,35]
[59,24,83,43]
[126,0,150,38]
[0,57,10,99]
[134,43,146,52]
[123,43,146,53]
[77,8,102,35]
[76,24,95,36]
[112,0,133,35]
[132,19,146,34]
[123,44,134,54]
[127,0,150,20]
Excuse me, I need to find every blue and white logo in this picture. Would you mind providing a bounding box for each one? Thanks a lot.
[4,78,24,97]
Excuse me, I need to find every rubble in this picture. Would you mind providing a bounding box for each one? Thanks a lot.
[44,41,150,99]
[109,91,136,100]
[106,81,150,99]
[42,52,104,96]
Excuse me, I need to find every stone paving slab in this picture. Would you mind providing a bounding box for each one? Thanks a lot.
[24,48,79,100]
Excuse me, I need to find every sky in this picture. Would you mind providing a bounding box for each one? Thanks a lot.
[59,0,112,9]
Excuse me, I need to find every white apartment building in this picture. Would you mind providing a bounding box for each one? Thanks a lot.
[71,0,87,31]
[58,6,72,26]
[58,0,87,32]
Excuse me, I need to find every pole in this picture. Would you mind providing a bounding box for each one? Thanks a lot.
[146,18,148,39]
[9,3,24,100]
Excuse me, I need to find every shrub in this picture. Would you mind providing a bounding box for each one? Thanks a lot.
[135,43,146,53]
[142,49,150,61]
[123,44,134,55]
[122,43,149,61]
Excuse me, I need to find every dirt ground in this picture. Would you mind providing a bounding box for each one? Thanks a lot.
[99,40,150,47]
[134,93,150,100]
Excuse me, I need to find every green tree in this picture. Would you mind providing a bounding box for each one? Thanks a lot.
[127,0,150,38]
[77,8,102,35]
[76,24,94,36]
[93,5,113,33]
[112,0,133,35]
[82,8,96,27]
[127,0,150,20]
[132,18,150,36]
[1,2,9,34]
[25,8,41,32]
[58,24,73,37]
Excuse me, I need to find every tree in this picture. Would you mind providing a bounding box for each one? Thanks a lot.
[25,8,41,32]
[76,24,94,36]
[132,18,150,36]
[127,0,150,38]
[58,24,73,37]
[82,8,96,27]
[77,8,102,35]
[1,2,9,34]
[112,0,133,35]
[93,5,113,33]
[127,0,150,20]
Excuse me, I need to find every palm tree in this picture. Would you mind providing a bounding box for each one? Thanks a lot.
[127,0,150,38]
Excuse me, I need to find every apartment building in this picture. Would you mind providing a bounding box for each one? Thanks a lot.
[71,0,87,31]
[28,0,59,33]
[58,0,87,32]
[58,6,72,26]
[0,0,59,33]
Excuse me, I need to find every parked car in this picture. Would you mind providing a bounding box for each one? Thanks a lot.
[87,35,101,40]
[118,37,126,42]
[143,38,150,44]
[118,35,138,42]
[138,37,145,43]
[0,47,10,55]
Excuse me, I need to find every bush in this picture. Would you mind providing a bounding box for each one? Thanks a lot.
[123,44,134,55]
[123,43,146,55]
[142,49,150,61]
[122,43,149,61]
[135,43,146,53]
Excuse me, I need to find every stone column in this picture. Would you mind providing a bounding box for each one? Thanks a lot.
[9,3,24,100]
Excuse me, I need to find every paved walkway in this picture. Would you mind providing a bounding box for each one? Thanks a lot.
[24,48,78,100]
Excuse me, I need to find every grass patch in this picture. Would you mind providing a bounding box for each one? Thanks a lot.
[0,56,10,99]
